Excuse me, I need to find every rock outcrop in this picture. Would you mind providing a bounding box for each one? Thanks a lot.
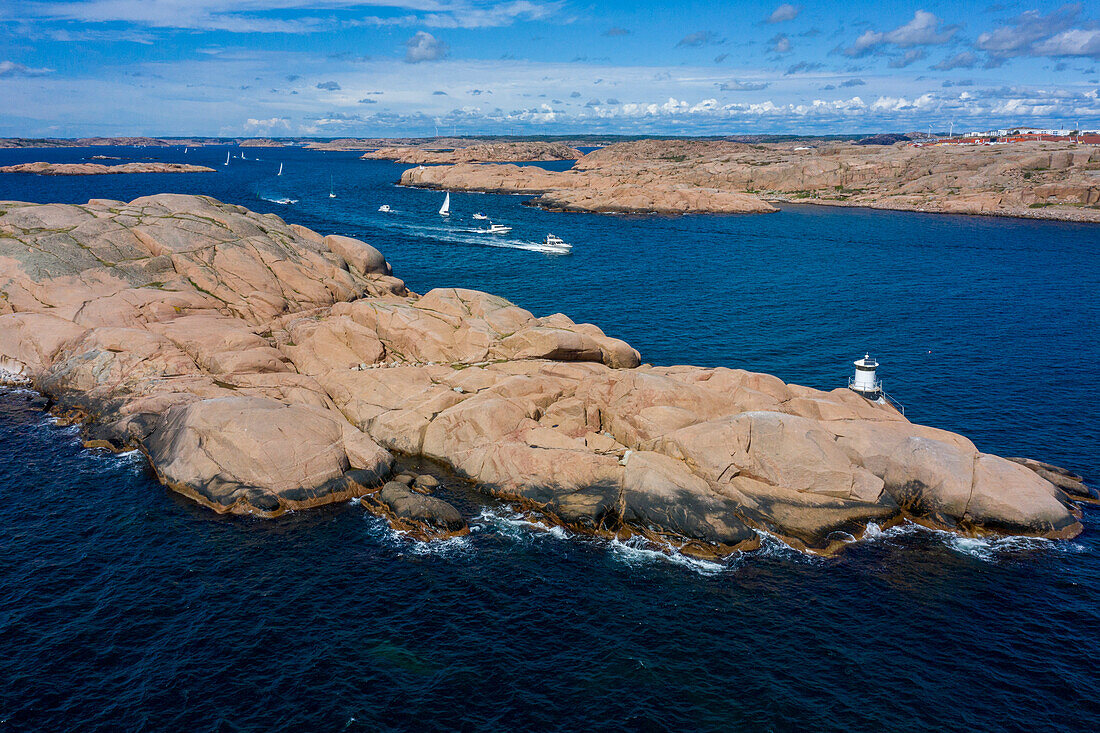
[0,162,215,175]
[362,142,582,164]
[0,195,1090,552]
[399,138,1100,221]
[401,163,777,215]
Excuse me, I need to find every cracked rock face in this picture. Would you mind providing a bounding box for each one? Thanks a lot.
[0,194,1088,552]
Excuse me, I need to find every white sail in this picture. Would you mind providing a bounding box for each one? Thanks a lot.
[439,191,450,216]
[277,162,283,176]
[224,151,230,166]
[329,175,336,198]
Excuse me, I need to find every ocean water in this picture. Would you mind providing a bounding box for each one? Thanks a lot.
[0,146,1097,731]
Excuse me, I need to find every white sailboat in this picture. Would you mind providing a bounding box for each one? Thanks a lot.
[224,151,230,166]
[439,191,450,216]
[277,162,283,176]
[241,151,247,160]
[328,176,336,199]
[183,147,188,154]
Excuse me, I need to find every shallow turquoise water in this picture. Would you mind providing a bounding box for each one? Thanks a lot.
[0,146,1097,731]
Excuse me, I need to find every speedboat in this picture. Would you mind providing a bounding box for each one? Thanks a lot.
[269,197,298,205]
[543,233,571,251]
[472,212,488,220]
[378,204,392,212]
[484,223,511,234]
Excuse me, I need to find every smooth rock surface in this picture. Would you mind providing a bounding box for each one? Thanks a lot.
[0,194,1087,551]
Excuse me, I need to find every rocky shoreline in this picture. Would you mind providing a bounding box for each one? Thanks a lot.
[0,194,1092,555]
[399,139,1100,221]
[0,162,215,176]
[363,141,582,165]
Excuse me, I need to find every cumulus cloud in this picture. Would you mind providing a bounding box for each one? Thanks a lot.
[1033,28,1100,59]
[844,10,957,57]
[932,51,978,70]
[767,4,801,24]
[0,60,53,77]
[316,80,340,90]
[770,34,792,54]
[243,117,290,134]
[839,78,866,87]
[677,31,722,47]
[719,80,770,91]
[405,30,448,63]
[975,5,1082,60]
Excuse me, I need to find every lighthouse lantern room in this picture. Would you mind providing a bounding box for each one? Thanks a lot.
[849,354,881,398]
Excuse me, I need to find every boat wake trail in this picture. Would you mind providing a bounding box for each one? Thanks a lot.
[376,219,571,255]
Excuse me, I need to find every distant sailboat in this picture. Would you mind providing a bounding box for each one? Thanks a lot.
[241,151,247,160]
[439,191,450,216]
[329,176,336,199]
[183,147,188,154]
[224,151,230,166]
[277,162,283,176]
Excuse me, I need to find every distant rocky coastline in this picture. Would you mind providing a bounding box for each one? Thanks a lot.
[400,138,1100,221]
[363,141,582,164]
[0,195,1092,555]
[0,162,215,175]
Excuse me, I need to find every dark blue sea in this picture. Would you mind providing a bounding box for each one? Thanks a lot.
[1,146,1097,732]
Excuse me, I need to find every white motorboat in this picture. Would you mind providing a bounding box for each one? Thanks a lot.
[472,212,488,220]
[378,204,392,212]
[543,233,571,251]
[268,197,298,205]
[484,223,511,234]
[439,192,450,216]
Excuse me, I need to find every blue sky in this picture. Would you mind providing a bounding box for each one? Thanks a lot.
[1,1,1098,136]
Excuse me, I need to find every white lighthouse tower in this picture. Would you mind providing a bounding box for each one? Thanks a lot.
[849,354,881,398]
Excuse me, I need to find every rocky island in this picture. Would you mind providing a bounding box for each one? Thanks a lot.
[400,138,1100,221]
[0,195,1091,554]
[362,141,582,164]
[0,161,215,175]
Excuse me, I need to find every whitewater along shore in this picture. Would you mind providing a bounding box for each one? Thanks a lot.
[0,195,1092,553]
[0,162,215,176]
[399,139,1100,221]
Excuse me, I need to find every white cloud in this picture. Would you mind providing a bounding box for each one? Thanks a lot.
[766,4,800,24]
[13,1,564,34]
[1032,29,1100,59]
[770,34,792,54]
[844,10,957,57]
[0,60,53,77]
[244,117,291,133]
[405,30,448,62]
[975,5,1082,60]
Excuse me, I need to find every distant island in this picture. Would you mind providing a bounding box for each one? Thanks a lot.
[400,138,1100,222]
[0,194,1091,553]
[0,162,215,175]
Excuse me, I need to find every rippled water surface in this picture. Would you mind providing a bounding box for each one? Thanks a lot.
[1,146,1098,731]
